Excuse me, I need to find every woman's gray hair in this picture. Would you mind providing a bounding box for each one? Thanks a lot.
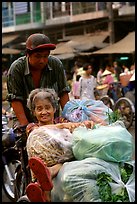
[27,88,59,112]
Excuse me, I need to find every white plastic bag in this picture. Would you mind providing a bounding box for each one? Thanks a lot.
[51,158,135,202]
[26,126,74,167]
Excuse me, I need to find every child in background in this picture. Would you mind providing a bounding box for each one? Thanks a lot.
[96,68,103,84]
[72,74,81,99]
[78,63,97,100]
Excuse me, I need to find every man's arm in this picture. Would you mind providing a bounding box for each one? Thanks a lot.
[59,92,69,110]
[11,100,29,126]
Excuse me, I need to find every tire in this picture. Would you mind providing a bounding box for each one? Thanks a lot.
[100,95,114,110]
[17,195,30,202]
[113,97,135,129]
[2,159,20,202]
[14,165,25,201]
[14,164,31,201]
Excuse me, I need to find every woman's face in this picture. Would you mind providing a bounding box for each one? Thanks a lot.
[86,65,92,74]
[34,98,56,125]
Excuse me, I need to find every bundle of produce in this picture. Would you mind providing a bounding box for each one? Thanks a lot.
[51,157,135,202]
[27,126,74,167]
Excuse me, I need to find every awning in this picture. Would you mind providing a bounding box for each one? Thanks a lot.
[67,32,109,51]
[51,53,75,60]
[51,42,75,55]
[51,31,109,59]
[2,48,21,54]
[91,31,135,54]
[2,34,19,46]
[51,42,77,59]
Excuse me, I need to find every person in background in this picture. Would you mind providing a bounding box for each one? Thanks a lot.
[113,61,122,81]
[101,67,114,85]
[96,67,103,85]
[7,33,70,127]
[78,63,97,100]
[2,107,12,118]
[72,74,81,99]
[71,61,84,88]
[130,63,135,74]
[25,88,94,202]
[122,64,129,73]
[101,68,119,102]
[125,72,135,104]
[71,61,79,83]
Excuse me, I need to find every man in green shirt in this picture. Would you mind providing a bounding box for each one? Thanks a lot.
[7,33,70,126]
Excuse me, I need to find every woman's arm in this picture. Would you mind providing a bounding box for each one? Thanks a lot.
[44,120,95,133]
[26,120,95,137]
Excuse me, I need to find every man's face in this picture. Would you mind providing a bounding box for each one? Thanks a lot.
[28,50,50,70]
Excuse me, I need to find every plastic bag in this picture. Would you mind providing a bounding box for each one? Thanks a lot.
[62,99,113,124]
[51,158,135,202]
[72,121,134,162]
[26,126,74,167]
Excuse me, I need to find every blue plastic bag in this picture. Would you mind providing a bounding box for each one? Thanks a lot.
[62,99,113,124]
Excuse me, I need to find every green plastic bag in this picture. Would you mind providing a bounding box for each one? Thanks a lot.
[72,121,134,162]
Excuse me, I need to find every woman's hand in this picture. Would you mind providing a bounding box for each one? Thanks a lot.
[56,120,95,132]
[82,120,94,129]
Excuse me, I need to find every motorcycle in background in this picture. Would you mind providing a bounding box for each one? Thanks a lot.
[2,113,20,201]
[2,112,31,202]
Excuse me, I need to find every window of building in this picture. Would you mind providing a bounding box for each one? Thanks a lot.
[72,2,96,15]
[52,2,70,17]
[14,2,30,15]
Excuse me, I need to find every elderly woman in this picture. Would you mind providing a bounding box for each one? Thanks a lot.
[25,88,94,202]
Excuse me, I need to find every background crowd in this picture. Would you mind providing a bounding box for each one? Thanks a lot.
[69,60,135,102]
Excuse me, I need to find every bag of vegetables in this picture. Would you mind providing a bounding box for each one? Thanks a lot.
[72,121,134,163]
[51,157,135,202]
[27,126,74,167]
[62,99,113,125]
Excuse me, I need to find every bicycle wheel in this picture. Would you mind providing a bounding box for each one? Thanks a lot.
[14,165,25,200]
[100,95,114,110]
[2,159,20,202]
[17,195,30,202]
[113,97,135,129]
[14,164,31,201]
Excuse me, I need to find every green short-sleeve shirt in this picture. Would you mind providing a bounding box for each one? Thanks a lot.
[7,55,70,121]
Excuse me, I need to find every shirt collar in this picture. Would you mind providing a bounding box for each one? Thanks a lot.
[24,56,52,75]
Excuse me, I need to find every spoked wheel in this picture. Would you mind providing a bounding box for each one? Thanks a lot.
[14,164,31,201]
[14,165,26,201]
[100,95,114,110]
[2,160,20,202]
[17,195,30,202]
[113,97,135,129]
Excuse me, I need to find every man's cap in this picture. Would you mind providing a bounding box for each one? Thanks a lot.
[101,69,112,77]
[26,33,56,51]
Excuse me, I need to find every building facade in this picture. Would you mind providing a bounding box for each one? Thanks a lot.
[2,2,135,71]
